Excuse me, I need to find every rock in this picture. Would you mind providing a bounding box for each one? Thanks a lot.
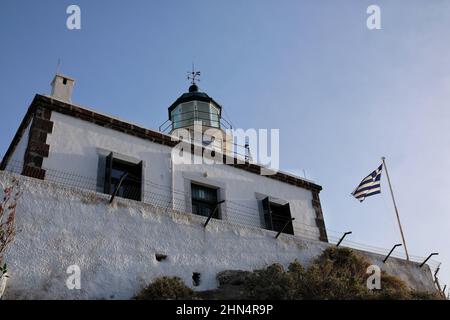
[216,270,252,286]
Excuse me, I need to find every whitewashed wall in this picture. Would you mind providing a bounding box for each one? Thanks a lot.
[0,172,436,299]
[44,112,173,199]
[5,121,31,174]
[174,163,318,236]
[43,111,320,238]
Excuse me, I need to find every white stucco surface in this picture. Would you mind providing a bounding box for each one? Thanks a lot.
[0,171,437,300]
[5,121,31,174]
[43,111,321,237]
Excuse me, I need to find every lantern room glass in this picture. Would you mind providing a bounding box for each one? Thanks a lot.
[171,101,220,130]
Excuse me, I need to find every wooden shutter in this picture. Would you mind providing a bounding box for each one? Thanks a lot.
[282,203,294,235]
[262,197,273,230]
[104,152,113,195]
[136,161,143,201]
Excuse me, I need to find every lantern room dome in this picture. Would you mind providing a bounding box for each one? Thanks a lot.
[188,83,199,92]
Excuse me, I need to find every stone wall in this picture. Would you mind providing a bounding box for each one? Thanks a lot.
[0,171,437,299]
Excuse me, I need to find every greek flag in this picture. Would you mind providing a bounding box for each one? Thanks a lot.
[352,164,383,202]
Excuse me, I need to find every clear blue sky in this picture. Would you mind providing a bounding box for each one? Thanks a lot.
[1,1,449,291]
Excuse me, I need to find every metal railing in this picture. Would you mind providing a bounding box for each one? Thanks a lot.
[157,126,253,161]
[159,110,234,133]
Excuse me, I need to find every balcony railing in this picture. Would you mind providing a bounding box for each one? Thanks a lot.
[158,110,233,134]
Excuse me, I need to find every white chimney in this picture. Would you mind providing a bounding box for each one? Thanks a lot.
[51,74,75,102]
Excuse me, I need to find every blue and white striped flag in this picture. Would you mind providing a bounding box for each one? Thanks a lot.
[352,164,383,202]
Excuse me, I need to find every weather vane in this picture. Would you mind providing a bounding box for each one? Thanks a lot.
[187,63,201,85]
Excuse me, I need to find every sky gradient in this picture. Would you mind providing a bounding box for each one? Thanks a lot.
[1,1,449,290]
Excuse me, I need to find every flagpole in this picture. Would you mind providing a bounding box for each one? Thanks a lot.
[381,156,410,262]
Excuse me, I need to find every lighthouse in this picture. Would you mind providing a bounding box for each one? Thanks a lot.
[161,69,233,154]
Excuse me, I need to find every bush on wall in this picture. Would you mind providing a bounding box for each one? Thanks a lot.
[136,247,442,300]
[244,247,442,300]
[135,276,195,300]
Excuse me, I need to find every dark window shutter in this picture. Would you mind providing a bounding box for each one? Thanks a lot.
[262,197,273,230]
[136,161,143,201]
[104,152,113,195]
[281,203,294,235]
[191,183,219,219]
[96,155,106,193]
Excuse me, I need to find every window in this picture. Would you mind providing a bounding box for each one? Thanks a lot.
[171,101,220,130]
[196,102,220,128]
[104,153,142,201]
[171,102,195,130]
[192,272,201,287]
[191,183,219,218]
[262,197,294,235]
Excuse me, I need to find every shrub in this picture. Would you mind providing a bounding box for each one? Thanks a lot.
[245,263,294,300]
[410,290,443,300]
[135,276,195,300]
[286,260,307,298]
[300,247,371,300]
[374,272,412,300]
[240,247,442,300]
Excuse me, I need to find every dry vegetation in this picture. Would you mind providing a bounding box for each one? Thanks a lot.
[135,276,195,300]
[136,247,442,300]
[244,247,441,300]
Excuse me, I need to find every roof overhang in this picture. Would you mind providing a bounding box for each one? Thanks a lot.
[168,92,222,120]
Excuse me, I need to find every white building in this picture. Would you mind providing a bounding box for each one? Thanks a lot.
[0,75,436,299]
[1,74,328,242]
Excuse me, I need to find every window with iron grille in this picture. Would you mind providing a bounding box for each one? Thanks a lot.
[262,197,294,235]
[191,183,219,219]
[104,153,142,201]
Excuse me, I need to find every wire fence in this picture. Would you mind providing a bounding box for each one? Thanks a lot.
[159,109,234,133]
[1,159,442,273]
[158,119,265,161]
